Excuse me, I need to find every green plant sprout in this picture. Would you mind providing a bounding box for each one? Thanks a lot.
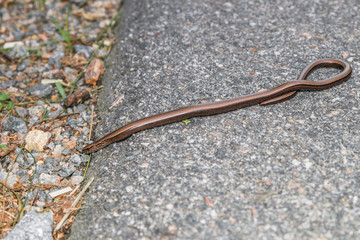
[182,119,191,125]
[0,92,14,111]
[52,8,72,51]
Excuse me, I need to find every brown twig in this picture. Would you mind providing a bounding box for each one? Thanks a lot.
[33,111,81,126]
[0,51,12,62]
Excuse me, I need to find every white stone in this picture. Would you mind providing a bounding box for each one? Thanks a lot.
[39,173,61,185]
[3,41,24,49]
[25,130,51,152]
[71,176,83,185]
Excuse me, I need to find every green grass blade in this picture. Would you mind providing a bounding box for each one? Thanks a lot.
[65,8,72,49]
[55,82,66,99]
[15,148,37,223]
[5,101,14,111]
[0,144,9,149]
[52,17,66,41]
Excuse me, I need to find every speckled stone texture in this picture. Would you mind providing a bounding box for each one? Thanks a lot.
[69,0,360,239]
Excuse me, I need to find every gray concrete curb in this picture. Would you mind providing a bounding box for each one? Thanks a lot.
[69,0,360,239]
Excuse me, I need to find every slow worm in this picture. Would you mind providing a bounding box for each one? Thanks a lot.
[82,59,352,154]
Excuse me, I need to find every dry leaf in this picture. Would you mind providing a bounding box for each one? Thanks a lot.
[85,58,104,86]
[205,197,214,208]
[73,9,106,21]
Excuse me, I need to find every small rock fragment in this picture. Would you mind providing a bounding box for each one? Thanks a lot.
[2,41,24,49]
[16,169,29,183]
[12,29,25,40]
[15,107,27,118]
[36,163,53,175]
[28,106,45,118]
[47,104,63,118]
[69,154,82,166]
[3,117,27,134]
[67,118,84,129]
[48,51,64,69]
[3,211,53,240]
[23,67,38,77]
[28,116,40,127]
[16,59,30,71]
[0,80,18,89]
[58,165,76,178]
[0,166,18,187]
[8,44,29,58]
[73,44,94,58]
[25,130,51,152]
[71,175,83,185]
[64,67,77,83]
[16,153,35,169]
[28,84,53,98]
[52,145,63,155]
[39,173,61,185]
[61,148,72,156]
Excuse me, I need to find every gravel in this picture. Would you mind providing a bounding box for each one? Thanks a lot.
[0,0,121,238]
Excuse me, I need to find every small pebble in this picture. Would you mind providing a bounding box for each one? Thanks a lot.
[61,148,72,156]
[125,186,134,193]
[64,67,77,83]
[74,103,87,112]
[8,44,29,58]
[3,211,53,240]
[28,84,53,98]
[73,44,94,58]
[0,166,18,187]
[16,59,30,71]
[48,51,64,69]
[12,29,25,40]
[58,165,76,178]
[52,145,63,155]
[2,41,24,49]
[46,142,55,150]
[47,104,63,118]
[18,171,30,183]
[15,108,27,118]
[45,158,60,168]
[28,116,40,127]
[28,106,44,118]
[85,58,104,86]
[25,130,51,152]
[69,154,82,166]
[36,164,53,175]
[23,66,38,77]
[95,49,108,58]
[16,153,35,169]
[0,80,18,89]
[39,173,61,185]
[67,118,84,129]
[71,175,83,185]
[7,86,18,93]
[3,116,27,134]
